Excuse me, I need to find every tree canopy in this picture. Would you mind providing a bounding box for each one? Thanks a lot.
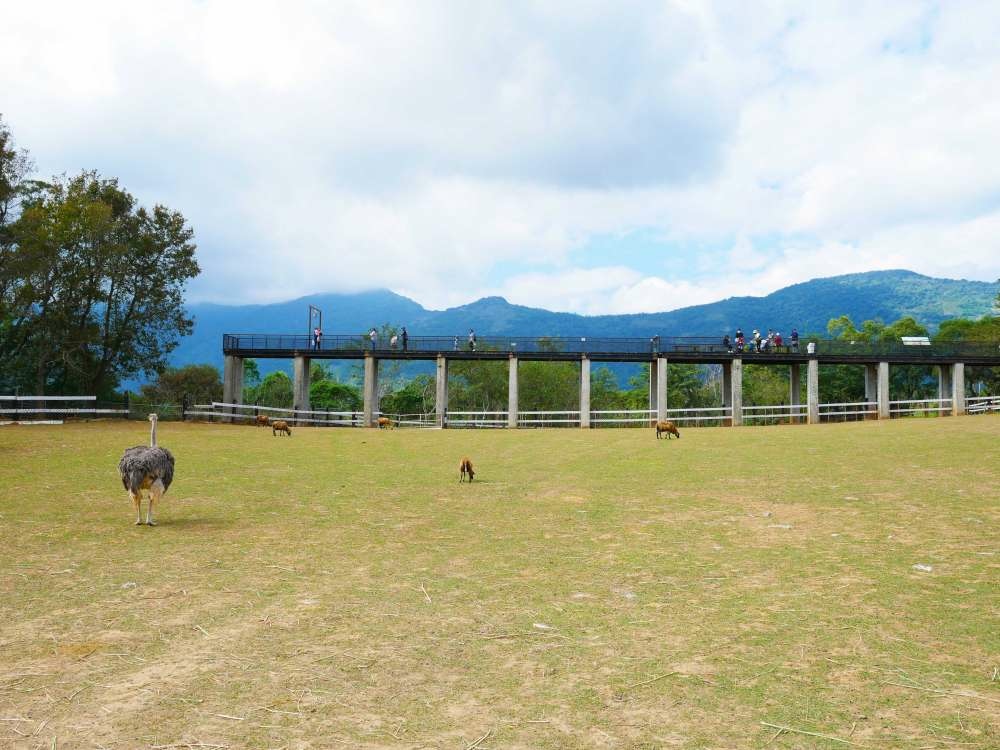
[140,364,222,406]
[0,117,199,397]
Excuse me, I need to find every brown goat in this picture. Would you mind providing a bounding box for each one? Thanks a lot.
[377,416,393,429]
[655,420,680,439]
[272,420,292,436]
[459,457,475,482]
[255,414,271,427]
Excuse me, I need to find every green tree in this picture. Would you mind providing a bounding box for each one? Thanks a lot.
[519,361,579,412]
[826,314,935,403]
[255,371,293,408]
[1,167,198,396]
[667,364,718,409]
[591,366,629,411]
[381,376,434,415]
[0,115,32,255]
[310,379,362,411]
[310,361,331,383]
[935,311,1000,395]
[140,364,222,405]
[448,359,507,411]
[243,359,261,388]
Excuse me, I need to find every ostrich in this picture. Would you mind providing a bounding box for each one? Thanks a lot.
[118,414,175,526]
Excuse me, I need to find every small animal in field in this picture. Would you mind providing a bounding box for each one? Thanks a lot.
[255,414,270,427]
[655,420,680,439]
[459,457,475,482]
[272,420,292,436]
[377,416,393,429]
[118,414,174,526]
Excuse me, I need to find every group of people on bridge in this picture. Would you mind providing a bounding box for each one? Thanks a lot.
[723,328,799,354]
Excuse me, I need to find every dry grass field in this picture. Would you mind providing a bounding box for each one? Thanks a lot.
[1,417,998,749]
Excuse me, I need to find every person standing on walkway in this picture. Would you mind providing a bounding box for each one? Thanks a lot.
[468,329,476,351]
[368,327,377,351]
[313,327,322,350]
[401,327,408,351]
[790,328,799,353]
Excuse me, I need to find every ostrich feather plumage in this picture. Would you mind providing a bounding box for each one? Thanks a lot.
[118,446,175,494]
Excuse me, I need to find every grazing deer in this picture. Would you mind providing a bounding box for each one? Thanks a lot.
[459,457,475,482]
[255,414,271,427]
[272,420,292,436]
[655,420,680,439]
[377,416,393,429]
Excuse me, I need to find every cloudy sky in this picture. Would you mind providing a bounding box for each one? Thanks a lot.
[3,1,999,313]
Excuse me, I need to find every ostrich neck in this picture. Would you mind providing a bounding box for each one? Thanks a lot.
[150,421,157,447]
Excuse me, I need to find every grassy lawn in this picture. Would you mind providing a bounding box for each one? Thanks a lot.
[1,417,998,748]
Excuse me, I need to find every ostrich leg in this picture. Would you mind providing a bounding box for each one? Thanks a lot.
[131,492,143,525]
[147,482,163,526]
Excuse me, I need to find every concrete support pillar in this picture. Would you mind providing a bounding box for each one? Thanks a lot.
[656,357,668,422]
[363,354,378,427]
[648,359,658,416]
[222,354,244,422]
[864,364,878,413]
[789,363,801,424]
[435,355,448,428]
[722,361,732,423]
[807,359,820,424]
[877,361,890,419]
[938,365,953,415]
[508,355,519,428]
[580,356,591,428]
[952,362,965,416]
[293,355,311,424]
[730,358,743,426]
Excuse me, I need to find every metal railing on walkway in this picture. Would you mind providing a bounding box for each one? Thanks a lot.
[223,333,1000,361]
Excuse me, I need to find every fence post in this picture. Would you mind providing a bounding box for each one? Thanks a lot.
[182,393,189,422]
[124,391,131,419]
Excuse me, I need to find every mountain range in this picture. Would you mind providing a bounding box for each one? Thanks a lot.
[172,270,999,373]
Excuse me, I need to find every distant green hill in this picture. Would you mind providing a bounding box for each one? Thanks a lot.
[172,270,998,372]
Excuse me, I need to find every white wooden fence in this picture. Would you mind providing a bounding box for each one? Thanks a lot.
[184,396,998,428]
[188,402,363,426]
[820,400,876,420]
[0,395,128,424]
[888,398,952,416]
[966,396,1000,414]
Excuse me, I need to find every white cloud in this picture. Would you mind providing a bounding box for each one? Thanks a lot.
[2,1,998,315]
